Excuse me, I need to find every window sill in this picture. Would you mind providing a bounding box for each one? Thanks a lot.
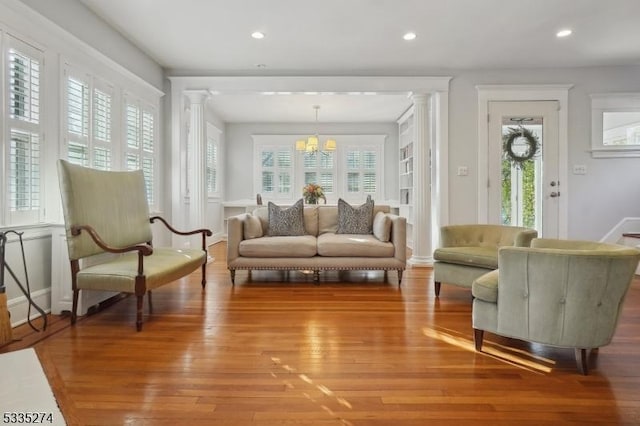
[589,147,640,158]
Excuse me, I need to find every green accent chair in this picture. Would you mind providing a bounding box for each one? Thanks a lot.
[472,238,640,374]
[433,224,538,296]
[57,160,212,331]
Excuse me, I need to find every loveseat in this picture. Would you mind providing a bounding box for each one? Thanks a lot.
[226,200,406,284]
[433,224,538,296]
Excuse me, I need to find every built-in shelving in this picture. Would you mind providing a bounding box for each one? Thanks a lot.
[398,107,414,231]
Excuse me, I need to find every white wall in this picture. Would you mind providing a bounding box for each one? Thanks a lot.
[225,122,399,202]
[446,65,640,240]
[18,0,164,90]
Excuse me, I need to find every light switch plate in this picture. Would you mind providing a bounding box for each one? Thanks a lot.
[457,166,469,176]
[573,165,587,175]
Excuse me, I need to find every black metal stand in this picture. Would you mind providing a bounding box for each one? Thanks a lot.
[0,230,47,332]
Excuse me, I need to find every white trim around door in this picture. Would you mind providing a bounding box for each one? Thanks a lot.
[476,84,573,238]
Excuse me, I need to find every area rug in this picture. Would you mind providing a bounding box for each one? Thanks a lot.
[0,348,66,425]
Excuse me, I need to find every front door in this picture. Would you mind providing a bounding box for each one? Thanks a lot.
[488,101,560,237]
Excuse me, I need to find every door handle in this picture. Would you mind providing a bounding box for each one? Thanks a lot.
[550,191,560,198]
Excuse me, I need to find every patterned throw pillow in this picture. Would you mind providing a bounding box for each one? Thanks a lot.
[336,198,374,234]
[267,199,305,236]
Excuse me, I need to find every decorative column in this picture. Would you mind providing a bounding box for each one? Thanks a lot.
[185,90,209,248]
[409,93,433,266]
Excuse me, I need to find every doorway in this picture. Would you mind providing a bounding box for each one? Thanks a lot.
[488,101,560,237]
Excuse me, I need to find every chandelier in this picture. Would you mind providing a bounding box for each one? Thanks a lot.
[296,105,337,153]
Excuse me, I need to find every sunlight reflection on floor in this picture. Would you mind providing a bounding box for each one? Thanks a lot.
[422,326,555,374]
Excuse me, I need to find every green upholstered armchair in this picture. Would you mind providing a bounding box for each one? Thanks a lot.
[57,160,212,331]
[433,224,537,296]
[472,238,640,374]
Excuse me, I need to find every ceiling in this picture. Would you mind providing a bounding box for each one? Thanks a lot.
[79,0,640,123]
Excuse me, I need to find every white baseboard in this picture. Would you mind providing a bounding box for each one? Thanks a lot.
[7,288,51,328]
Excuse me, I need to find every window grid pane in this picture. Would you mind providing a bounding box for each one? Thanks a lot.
[262,151,274,168]
[304,172,317,185]
[9,49,40,124]
[126,153,140,170]
[93,89,111,142]
[347,172,360,192]
[363,172,376,193]
[347,151,360,169]
[262,171,274,193]
[126,104,140,149]
[278,172,291,194]
[207,141,217,194]
[9,129,39,211]
[67,77,89,137]
[68,141,89,166]
[142,111,154,152]
[142,157,154,204]
[277,150,291,167]
[303,152,317,168]
[363,151,376,169]
[93,147,111,170]
[320,173,334,193]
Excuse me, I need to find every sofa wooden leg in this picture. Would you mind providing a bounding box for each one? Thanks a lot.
[473,328,484,351]
[313,270,320,283]
[229,270,235,285]
[434,281,441,297]
[397,270,403,285]
[575,348,589,375]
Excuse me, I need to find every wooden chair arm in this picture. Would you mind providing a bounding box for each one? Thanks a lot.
[150,216,213,237]
[71,225,153,256]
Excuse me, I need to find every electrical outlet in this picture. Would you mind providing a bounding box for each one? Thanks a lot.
[457,166,469,176]
[573,165,587,175]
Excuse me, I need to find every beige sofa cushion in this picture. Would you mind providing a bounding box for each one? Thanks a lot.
[471,269,499,303]
[317,233,394,257]
[434,246,498,269]
[243,214,263,239]
[239,235,317,258]
[373,211,392,242]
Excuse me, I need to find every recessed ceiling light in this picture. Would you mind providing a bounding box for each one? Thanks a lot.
[556,29,572,38]
[403,32,417,41]
[304,92,319,95]
[251,31,265,39]
[255,63,267,68]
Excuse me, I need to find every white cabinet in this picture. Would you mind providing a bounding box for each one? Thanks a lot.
[50,225,118,316]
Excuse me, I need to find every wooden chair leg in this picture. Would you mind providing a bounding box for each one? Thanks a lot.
[71,289,79,325]
[473,328,484,351]
[201,262,207,289]
[575,348,589,375]
[434,281,441,297]
[136,295,144,332]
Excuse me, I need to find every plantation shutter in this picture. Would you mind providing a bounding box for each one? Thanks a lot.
[7,38,43,224]
[125,101,156,206]
[67,75,90,165]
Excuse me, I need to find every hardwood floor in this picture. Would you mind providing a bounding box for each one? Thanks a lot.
[5,242,640,425]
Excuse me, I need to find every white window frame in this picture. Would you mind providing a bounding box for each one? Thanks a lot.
[300,150,336,202]
[3,33,44,226]
[123,92,159,211]
[590,93,640,158]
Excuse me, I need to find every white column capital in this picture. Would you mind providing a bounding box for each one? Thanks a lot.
[411,92,430,105]
[184,90,210,105]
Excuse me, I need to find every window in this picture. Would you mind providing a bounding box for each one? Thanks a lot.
[64,67,114,169]
[591,93,640,158]
[5,37,43,225]
[259,147,292,198]
[253,135,385,202]
[206,136,218,195]
[124,98,157,207]
[344,148,378,198]
[302,151,335,196]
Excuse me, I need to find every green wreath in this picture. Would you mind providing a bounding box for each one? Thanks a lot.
[503,126,539,167]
